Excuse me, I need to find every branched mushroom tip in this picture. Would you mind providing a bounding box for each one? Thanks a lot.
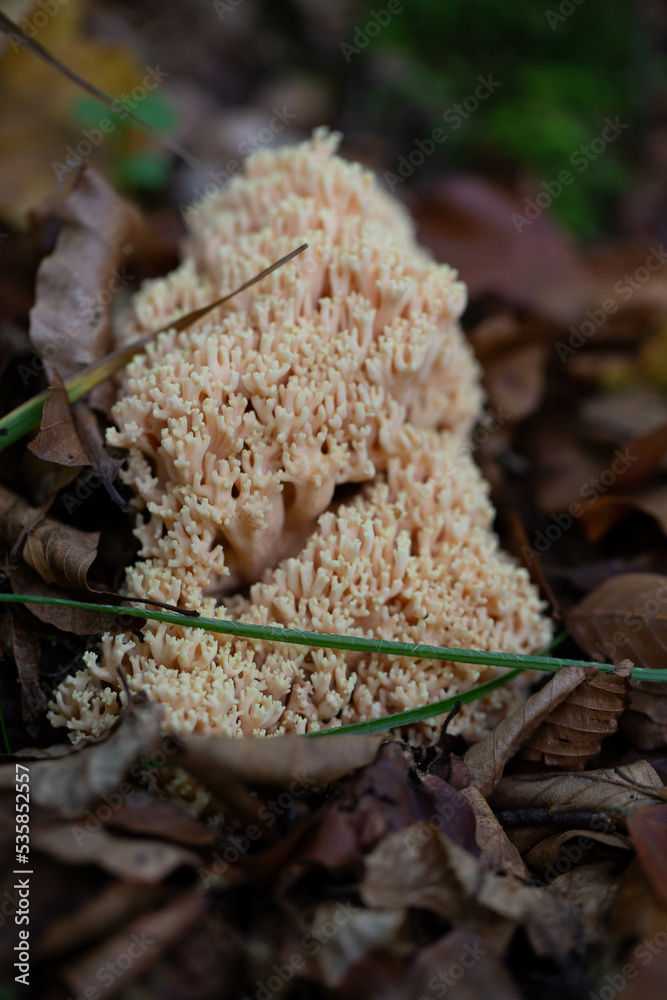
[48,129,551,745]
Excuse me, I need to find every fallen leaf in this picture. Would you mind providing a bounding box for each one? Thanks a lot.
[463,664,597,797]
[482,342,548,424]
[0,2,152,224]
[27,370,92,467]
[606,420,667,494]
[459,785,530,880]
[609,857,667,943]
[61,891,206,999]
[0,480,99,590]
[297,743,478,875]
[622,681,667,750]
[516,660,632,770]
[404,926,522,1000]
[35,882,166,959]
[523,829,632,877]
[5,558,136,635]
[29,164,145,384]
[361,822,580,955]
[412,175,590,324]
[31,822,200,882]
[0,605,46,727]
[105,792,215,846]
[0,701,165,818]
[546,862,621,942]
[579,487,667,542]
[489,761,664,819]
[175,732,384,790]
[566,573,667,667]
[285,904,404,989]
[627,804,667,909]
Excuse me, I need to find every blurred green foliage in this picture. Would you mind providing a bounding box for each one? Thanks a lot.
[70,92,176,192]
[355,0,659,238]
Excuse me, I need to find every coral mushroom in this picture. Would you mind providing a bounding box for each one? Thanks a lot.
[48,130,551,745]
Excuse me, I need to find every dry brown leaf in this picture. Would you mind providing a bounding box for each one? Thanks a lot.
[5,559,136,635]
[566,572,667,668]
[516,660,632,770]
[609,857,667,942]
[285,904,404,989]
[361,822,580,955]
[29,166,145,384]
[607,420,667,493]
[622,680,667,750]
[579,486,667,542]
[546,861,621,942]
[27,371,92,468]
[412,175,590,323]
[526,424,606,515]
[31,822,200,882]
[61,891,206,999]
[104,793,215,846]
[35,883,166,959]
[0,701,164,818]
[483,342,548,424]
[175,733,384,790]
[463,664,597,797]
[0,606,46,726]
[627,804,667,910]
[405,925,522,1000]
[459,785,530,879]
[489,760,664,820]
[523,829,632,876]
[0,480,98,590]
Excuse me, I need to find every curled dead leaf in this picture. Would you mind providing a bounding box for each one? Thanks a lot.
[0,481,98,590]
[463,664,597,797]
[29,166,145,387]
[516,660,632,770]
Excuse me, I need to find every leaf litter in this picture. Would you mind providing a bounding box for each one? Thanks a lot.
[2,29,667,1000]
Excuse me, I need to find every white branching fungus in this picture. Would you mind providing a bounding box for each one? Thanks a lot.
[49,130,550,744]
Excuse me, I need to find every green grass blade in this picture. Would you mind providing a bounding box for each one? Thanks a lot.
[306,668,524,736]
[0,245,307,451]
[0,592,665,682]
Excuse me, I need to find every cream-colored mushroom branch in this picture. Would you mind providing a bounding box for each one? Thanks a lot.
[44,129,558,745]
